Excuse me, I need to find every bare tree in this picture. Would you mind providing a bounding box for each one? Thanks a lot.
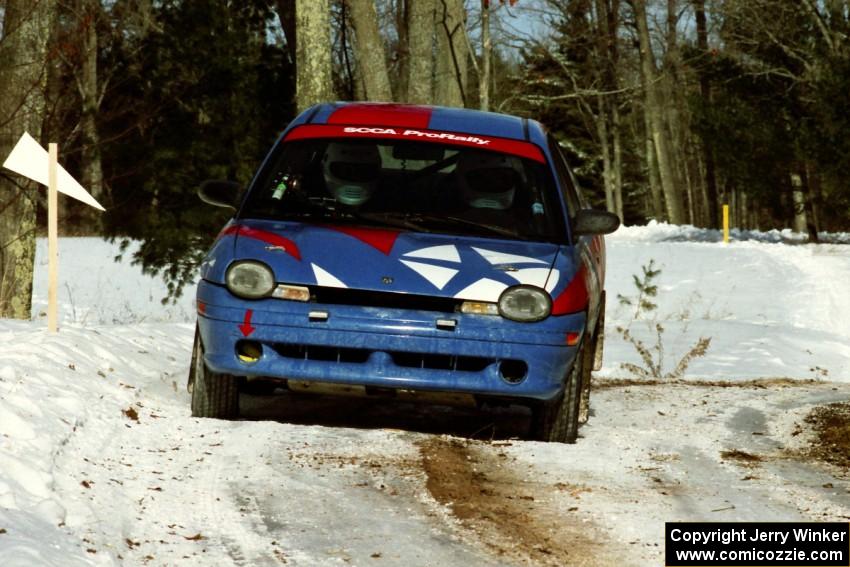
[393,0,410,102]
[71,0,107,217]
[435,0,467,107]
[376,0,432,103]
[347,0,393,101]
[693,0,718,227]
[407,0,436,103]
[0,0,57,318]
[296,0,334,112]
[592,0,624,220]
[275,0,297,66]
[631,0,685,224]
[479,0,491,110]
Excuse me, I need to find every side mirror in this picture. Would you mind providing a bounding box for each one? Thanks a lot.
[198,180,241,209]
[572,209,620,236]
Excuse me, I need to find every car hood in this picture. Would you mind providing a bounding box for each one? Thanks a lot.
[204,219,564,303]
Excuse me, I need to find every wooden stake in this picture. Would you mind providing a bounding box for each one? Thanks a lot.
[723,203,730,245]
[48,143,58,333]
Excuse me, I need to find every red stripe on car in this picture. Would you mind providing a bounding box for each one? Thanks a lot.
[327,103,432,128]
[221,225,302,261]
[551,264,589,315]
[285,124,546,163]
[323,225,400,255]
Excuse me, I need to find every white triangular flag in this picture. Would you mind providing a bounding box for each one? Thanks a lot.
[2,132,105,211]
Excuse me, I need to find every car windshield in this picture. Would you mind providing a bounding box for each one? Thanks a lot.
[240,138,566,242]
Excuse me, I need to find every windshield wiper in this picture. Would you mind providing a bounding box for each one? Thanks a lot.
[347,211,432,233]
[409,214,529,240]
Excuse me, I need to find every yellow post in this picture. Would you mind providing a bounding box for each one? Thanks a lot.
[722,204,729,245]
[48,143,58,333]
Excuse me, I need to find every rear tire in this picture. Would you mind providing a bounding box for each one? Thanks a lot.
[531,344,584,443]
[190,330,240,419]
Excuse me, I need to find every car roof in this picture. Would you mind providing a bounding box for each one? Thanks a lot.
[286,102,549,150]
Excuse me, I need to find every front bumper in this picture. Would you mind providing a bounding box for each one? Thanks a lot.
[197,280,586,401]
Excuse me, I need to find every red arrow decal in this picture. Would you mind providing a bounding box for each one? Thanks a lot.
[239,309,255,337]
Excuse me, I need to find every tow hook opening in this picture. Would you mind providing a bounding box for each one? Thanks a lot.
[499,360,528,384]
[236,340,262,363]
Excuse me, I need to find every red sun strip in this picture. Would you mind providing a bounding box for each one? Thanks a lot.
[285,124,546,163]
[323,225,400,255]
[221,225,301,261]
[327,103,432,129]
[551,264,589,315]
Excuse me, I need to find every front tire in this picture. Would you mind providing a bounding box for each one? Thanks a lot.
[530,344,584,443]
[577,336,595,425]
[189,329,240,419]
[580,298,606,424]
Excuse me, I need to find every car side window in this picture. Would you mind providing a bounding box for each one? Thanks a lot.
[547,136,582,221]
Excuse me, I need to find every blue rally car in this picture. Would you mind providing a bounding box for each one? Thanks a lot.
[189,102,619,443]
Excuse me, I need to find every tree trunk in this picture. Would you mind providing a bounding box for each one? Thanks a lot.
[596,95,616,214]
[730,186,737,230]
[799,166,820,243]
[663,0,691,224]
[0,0,56,319]
[603,0,624,220]
[593,0,614,216]
[694,135,711,227]
[295,0,333,113]
[479,0,491,111]
[642,92,664,219]
[692,1,711,207]
[435,0,467,107]
[275,0,297,66]
[407,0,435,103]
[632,0,685,224]
[347,0,393,101]
[805,161,822,234]
[394,0,410,102]
[612,102,624,220]
[693,0,718,227]
[790,172,807,234]
[338,0,357,99]
[683,147,696,224]
[77,0,107,226]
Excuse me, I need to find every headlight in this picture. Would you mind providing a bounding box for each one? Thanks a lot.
[498,285,551,322]
[226,261,275,299]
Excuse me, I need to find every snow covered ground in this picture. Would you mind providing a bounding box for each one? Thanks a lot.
[603,222,850,381]
[1,224,848,566]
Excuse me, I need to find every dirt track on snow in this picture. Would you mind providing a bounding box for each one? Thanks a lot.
[419,437,622,566]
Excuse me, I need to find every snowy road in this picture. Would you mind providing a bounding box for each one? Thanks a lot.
[45,359,850,566]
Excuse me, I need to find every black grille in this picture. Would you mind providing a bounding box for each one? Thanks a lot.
[272,342,500,373]
[309,286,460,313]
[390,352,493,372]
[273,343,370,363]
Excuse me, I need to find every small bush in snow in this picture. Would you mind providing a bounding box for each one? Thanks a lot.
[617,258,660,319]
[616,260,711,380]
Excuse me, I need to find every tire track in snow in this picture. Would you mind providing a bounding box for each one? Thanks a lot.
[196,442,288,566]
